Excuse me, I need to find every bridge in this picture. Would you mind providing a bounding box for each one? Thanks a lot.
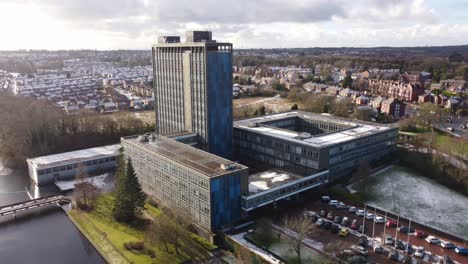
[0,195,71,217]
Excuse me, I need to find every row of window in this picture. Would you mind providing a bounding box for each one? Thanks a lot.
[36,156,117,175]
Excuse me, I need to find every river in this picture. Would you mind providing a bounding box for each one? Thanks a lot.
[352,165,468,239]
[0,164,105,264]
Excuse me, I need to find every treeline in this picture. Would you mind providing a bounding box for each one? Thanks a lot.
[0,92,154,168]
[234,53,468,81]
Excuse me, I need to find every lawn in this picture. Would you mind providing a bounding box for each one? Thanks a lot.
[68,193,216,264]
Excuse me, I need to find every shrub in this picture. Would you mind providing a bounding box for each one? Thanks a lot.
[123,241,145,251]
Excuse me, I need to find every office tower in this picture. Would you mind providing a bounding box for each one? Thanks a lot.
[152,31,233,158]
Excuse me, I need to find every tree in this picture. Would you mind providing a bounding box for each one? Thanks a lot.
[283,215,315,263]
[73,163,99,210]
[416,103,441,130]
[113,158,146,222]
[342,75,353,88]
[246,77,253,85]
[253,218,274,249]
[448,51,464,63]
[353,107,374,121]
[291,104,299,111]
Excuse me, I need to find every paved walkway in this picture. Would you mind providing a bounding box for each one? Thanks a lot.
[230,232,282,264]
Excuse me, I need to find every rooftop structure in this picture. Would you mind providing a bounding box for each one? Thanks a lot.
[26,145,120,185]
[234,111,391,148]
[152,30,233,159]
[27,145,121,170]
[123,134,246,178]
[234,111,398,180]
[248,169,303,195]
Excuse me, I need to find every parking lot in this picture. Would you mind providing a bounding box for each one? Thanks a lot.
[301,196,467,264]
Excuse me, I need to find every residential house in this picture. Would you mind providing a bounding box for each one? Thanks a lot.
[381,98,406,119]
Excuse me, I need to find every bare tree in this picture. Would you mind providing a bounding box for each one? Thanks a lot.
[236,246,252,264]
[283,215,315,263]
[73,163,98,210]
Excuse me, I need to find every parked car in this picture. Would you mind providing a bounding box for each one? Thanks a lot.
[388,250,399,261]
[442,255,454,264]
[373,243,384,254]
[336,249,354,259]
[440,240,456,249]
[303,210,315,218]
[309,215,318,223]
[447,127,455,132]
[341,217,349,226]
[333,215,341,224]
[356,209,366,216]
[414,230,428,238]
[329,200,339,206]
[336,202,350,210]
[339,227,350,237]
[358,225,367,233]
[385,234,394,245]
[322,221,332,230]
[386,219,397,227]
[319,210,326,217]
[350,219,359,230]
[358,236,368,248]
[348,206,357,213]
[398,226,415,234]
[395,239,405,250]
[374,216,385,223]
[414,246,425,258]
[321,196,331,202]
[365,213,374,220]
[326,212,334,220]
[331,224,340,234]
[425,236,440,244]
[455,247,468,256]
[402,255,412,264]
[316,218,325,226]
[351,245,368,256]
[404,244,414,255]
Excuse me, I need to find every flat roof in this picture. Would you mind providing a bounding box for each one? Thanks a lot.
[122,135,247,178]
[248,169,303,195]
[234,111,392,148]
[27,145,121,170]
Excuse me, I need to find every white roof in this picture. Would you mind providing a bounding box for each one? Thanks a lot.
[234,111,391,148]
[27,144,120,170]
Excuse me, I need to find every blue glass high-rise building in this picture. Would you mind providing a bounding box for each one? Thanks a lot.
[152,31,233,159]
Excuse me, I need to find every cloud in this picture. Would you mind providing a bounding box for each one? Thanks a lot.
[1,0,466,49]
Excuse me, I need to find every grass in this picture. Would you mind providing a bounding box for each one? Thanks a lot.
[68,193,216,264]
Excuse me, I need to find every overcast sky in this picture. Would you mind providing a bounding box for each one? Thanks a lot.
[1,0,468,50]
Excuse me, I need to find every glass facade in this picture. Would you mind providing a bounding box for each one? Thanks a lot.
[206,52,233,159]
[210,173,242,230]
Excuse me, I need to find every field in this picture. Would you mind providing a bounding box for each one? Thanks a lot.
[68,194,215,264]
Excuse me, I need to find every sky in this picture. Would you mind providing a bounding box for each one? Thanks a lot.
[1,0,468,50]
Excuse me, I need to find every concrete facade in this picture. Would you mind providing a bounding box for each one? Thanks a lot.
[121,134,248,234]
[234,112,398,180]
[152,31,233,159]
[26,145,121,185]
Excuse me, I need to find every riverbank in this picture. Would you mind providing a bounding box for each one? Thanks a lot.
[397,147,468,196]
[0,206,105,264]
[68,193,216,264]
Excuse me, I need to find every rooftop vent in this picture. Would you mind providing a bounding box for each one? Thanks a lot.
[220,163,236,171]
[298,132,312,139]
[247,122,259,127]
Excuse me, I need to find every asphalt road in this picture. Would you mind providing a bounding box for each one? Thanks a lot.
[435,115,468,139]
